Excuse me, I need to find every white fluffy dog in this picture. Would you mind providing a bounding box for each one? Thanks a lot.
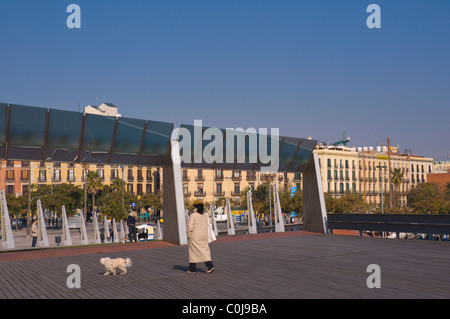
[100,257,132,276]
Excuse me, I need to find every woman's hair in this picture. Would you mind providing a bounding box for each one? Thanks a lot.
[194,203,204,214]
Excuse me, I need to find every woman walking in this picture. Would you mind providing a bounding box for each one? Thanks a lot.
[187,200,215,274]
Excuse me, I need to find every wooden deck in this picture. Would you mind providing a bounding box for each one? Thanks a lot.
[0,230,449,301]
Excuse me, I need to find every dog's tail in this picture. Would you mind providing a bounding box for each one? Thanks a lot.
[125,258,133,267]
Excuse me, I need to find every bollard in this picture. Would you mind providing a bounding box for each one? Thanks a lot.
[55,235,62,246]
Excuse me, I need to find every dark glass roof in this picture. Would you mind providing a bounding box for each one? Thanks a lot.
[0,102,316,172]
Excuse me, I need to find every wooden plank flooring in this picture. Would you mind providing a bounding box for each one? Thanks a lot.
[0,231,449,300]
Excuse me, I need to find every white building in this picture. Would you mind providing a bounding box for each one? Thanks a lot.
[84,102,121,117]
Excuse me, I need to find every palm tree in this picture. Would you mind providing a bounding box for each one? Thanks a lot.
[86,171,103,215]
[391,168,404,208]
[112,177,125,192]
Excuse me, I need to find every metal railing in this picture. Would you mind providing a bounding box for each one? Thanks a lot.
[327,214,450,239]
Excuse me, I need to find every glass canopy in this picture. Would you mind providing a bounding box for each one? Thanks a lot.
[0,102,316,172]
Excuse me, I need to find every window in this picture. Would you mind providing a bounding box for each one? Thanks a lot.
[21,170,29,181]
[39,170,46,181]
[146,184,152,194]
[137,169,143,181]
[111,169,118,179]
[21,161,29,167]
[6,170,14,181]
[97,169,104,179]
[137,184,143,196]
[234,183,240,194]
[327,159,331,168]
[6,160,14,167]
[127,184,133,193]
[6,185,14,195]
[128,168,133,181]
[146,169,152,180]
[216,183,223,194]
[82,169,89,181]
[54,169,61,182]
[215,169,224,179]
[68,169,75,181]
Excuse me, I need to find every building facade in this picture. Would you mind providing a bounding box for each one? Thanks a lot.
[315,145,433,207]
[0,145,433,210]
[0,160,159,198]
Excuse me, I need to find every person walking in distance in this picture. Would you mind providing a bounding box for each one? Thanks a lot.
[127,211,137,242]
[31,219,38,247]
[187,200,215,274]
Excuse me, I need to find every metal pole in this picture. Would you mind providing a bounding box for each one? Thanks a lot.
[121,166,125,211]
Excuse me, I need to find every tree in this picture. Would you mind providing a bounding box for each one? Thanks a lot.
[324,192,336,213]
[407,183,448,214]
[140,193,162,211]
[290,190,303,216]
[324,191,370,214]
[5,194,27,231]
[86,171,103,214]
[391,168,404,208]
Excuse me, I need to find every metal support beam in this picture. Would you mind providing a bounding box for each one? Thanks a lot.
[302,153,328,233]
[162,140,188,245]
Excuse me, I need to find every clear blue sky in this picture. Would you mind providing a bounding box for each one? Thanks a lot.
[0,1,449,161]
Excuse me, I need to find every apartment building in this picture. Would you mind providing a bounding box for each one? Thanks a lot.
[315,145,433,206]
[180,145,433,208]
[0,160,159,197]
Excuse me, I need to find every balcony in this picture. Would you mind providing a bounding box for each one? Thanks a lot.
[194,190,206,197]
[183,191,191,197]
[195,175,205,181]
[246,174,256,181]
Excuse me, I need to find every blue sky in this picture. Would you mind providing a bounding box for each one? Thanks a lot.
[0,1,449,161]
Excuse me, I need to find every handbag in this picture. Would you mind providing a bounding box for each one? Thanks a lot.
[207,215,216,243]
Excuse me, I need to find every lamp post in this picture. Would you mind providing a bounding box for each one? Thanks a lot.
[377,164,387,215]
[47,163,53,196]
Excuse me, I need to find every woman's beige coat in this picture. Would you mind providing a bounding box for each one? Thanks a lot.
[187,212,211,263]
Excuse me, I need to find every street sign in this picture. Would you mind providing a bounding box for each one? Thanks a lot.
[291,186,297,197]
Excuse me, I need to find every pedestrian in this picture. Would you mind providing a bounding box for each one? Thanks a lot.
[187,200,215,274]
[31,219,38,247]
[127,211,137,242]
